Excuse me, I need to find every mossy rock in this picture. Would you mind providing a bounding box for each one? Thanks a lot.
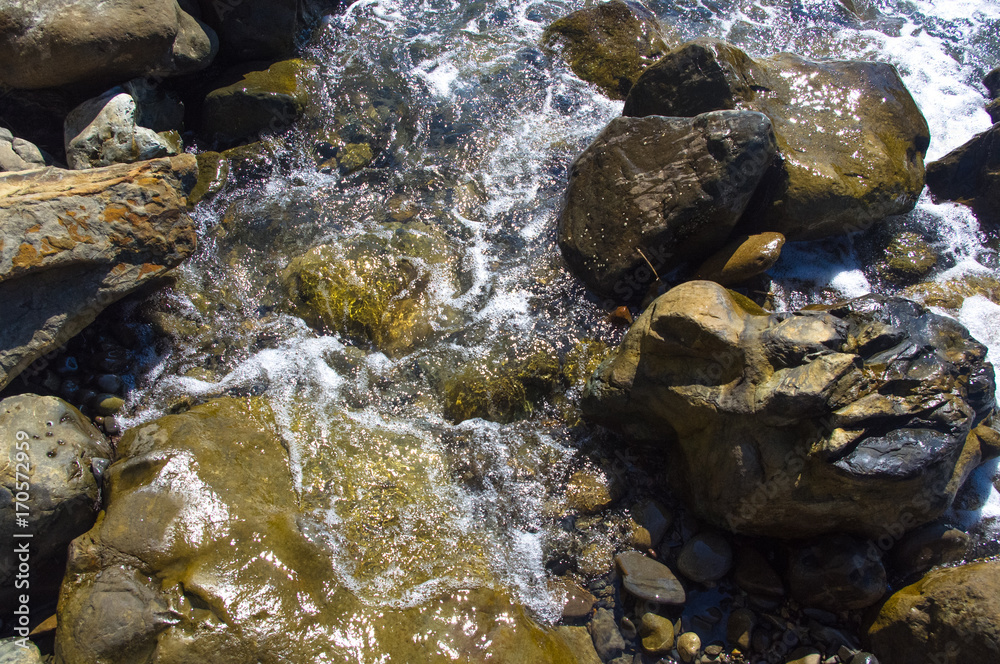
[901,273,1000,309]
[188,151,230,204]
[543,0,674,99]
[561,339,612,387]
[881,231,937,285]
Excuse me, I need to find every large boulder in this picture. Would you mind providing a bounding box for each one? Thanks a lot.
[1,395,112,618]
[196,0,300,62]
[623,38,930,240]
[865,560,1000,664]
[925,122,1000,226]
[582,281,995,538]
[542,0,673,99]
[54,398,583,664]
[557,110,778,300]
[0,155,198,391]
[0,0,218,90]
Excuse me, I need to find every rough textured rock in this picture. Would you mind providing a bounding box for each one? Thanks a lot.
[984,66,1000,100]
[588,608,625,660]
[0,129,49,173]
[0,638,44,664]
[865,560,1000,664]
[200,59,315,147]
[583,280,995,538]
[623,38,929,240]
[54,398,578,664]
[557,111,777,300]
[0,155,198,390]
[64,89,180,170]
[786,535,887,611]
[1,395,111,611]
[925,122,1000,226]
[886,522,968,580]
[543,0,673,99]
[0,0,218,90]
[879,231,937,286]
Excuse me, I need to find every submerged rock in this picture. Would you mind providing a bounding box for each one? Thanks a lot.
[865,560,1000,664]
[925,122,1000,226]
[197,0,302,62]
[557,110,777,300]
[623,38,929,240]
[785,535,887,610]
[616,551,686,604]
[879,231,937,286]
[543,0,673,99]
[0,155,198,391]
[0,0,218,90]
[583,281,995,538]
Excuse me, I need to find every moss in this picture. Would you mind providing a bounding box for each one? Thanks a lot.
[726,289,770,316]
[901,273,1000,309]
[882,231,937,285]
[561,339,611,386]
[189,151,229,204]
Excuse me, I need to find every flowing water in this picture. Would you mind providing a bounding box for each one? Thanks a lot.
[118,0,1000,658]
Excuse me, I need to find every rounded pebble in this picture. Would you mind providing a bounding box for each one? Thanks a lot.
[677,631,701,662]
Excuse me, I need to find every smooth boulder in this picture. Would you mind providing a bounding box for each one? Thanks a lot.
[0,0,218,90]
[623,38,930,240]
[557,110,777,300]
[583,281,994,538]
[0,155,198,390]
[925,122,1000,226]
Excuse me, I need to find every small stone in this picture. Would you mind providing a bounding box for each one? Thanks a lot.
[785,647,821,664]
[692,232,786,286]
[95,373,123,393]
[882,232,937,285]
[620,616,637,640]
[102,415,122,436]
[616,551,686,605]
[786,535,887,611]
[630,523,653,550]
[566,468,618,513]
[639,612,674,655]
[588,608,625,660]
[551,577,596,620]
[630,500,672,547]
[752,630,771,653]
[339,143,374,173]
[704,644,723,657]
[94,394,125,416]
[677,532,733,583]
[677,631,701,662]
[734,547,784,597]
[727,607,755,651]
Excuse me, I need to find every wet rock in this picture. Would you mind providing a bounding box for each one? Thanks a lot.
[616,551,686,605]
[733,546,784,597]
[338,142,375,173]
[566,468,620,514]
[0,155,198,391]
[0,129,48,173]
[727,607,755,650]
[692,232,785,286]
[624,38,929,240]
[0,395,111,608]
[865,560,1000,664]
[583,280,995,538]
[558,111,777,300]
[189,151,230,204]
[785,648,821,664]
[197,0,301,62]
[0,0,217,90]
[200,59,315,147]
[887,522,968,579]
[556,626,603,664]
[901,272,1000,310]
[629,500,672,548]
[850,654,880,664]
[677,631,701,662]
[542,0,673,99]
[93,395,125,416]
[676,531,733,583]
[879,232,937,285]
[65,88,180,170]
[639,612,675,655]
[984,66,1000,99]
[551,577,597,620]
[0,637,44,664]
[987,98,1000,124]
[926,122,1000,226]
[973,421,1000,459]
[589,608,625,661]
[786,535,887,611]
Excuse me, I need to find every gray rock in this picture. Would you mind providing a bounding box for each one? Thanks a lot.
[583,281,995,538]
[64,89,180,170]
[616,551,686,604]
[557,110,777,300]
[676,532,732,583]
[786,535,887,611]
[0,637,44,664]
[0,155,198,391]
[588,608,625,660]
[0,395,111,597]
[0,0,218,90]
[0,130,47,173]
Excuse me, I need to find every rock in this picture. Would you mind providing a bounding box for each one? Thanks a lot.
[0,0,217,90]
[0,637,44,664]
[865,560,1000,664]
[93,395,125,416]
[733,546,785,597]
[630,500,672,547]
[0,155,198,391]
[197,0,300,62]
[850,654,880,664]
[987,97,1000,124]
[556,626,603,664]
[887,522,968,579]
[901,273,1000,310]
[677,531,733,583]
[926,122,1000,226]
[677,631,701,662]
[551,577,597,620]
[189,152,230,204]
[785,648,821,664]
[727,608,755,651]
[338,142,375,173]
[588,608,625,661]
[65,89,181,170]
[543,0,673,99]
[0,129,48,173]
[623,38,930,240]
[984,66,1000,99]
[566,469,619,514]
[558,111,778,300]
[880,232,937,285]
[54,398,577,664]
[786,535,887,611]
[692,233,785,286]
[615,551,686,604]
[583,281,994,538]
[0,395,112,606]
[639,612,675,654]
[973,421,1000,459]
[200,59,314,147]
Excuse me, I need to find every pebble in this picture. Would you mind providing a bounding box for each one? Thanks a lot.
[639,612,674,655]
[588,608,625,660]
[676,631,701,662]
[849,653,880,664]
[785,647,821,664]
[102,415,122,436]
[551,577,596,620]
[619,616,637,640]
[616,551,686,605]
[727,607,755,650]
[677,532,732,583]
[566,469,618,514]
[94,394,125,416]
[630,500,672,547]
[692,232,786,286]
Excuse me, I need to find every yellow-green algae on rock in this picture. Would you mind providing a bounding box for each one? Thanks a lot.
[54,398,584,664]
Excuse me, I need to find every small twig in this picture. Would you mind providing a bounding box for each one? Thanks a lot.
[636,248,659,281]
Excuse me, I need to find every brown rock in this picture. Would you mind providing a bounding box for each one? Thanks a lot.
[692,232,785,286]
[926,122,1000,226]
